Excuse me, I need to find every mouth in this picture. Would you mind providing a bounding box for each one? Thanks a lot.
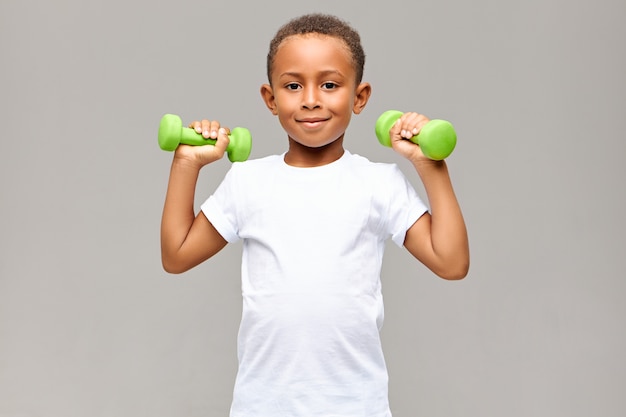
[297,117,329,129]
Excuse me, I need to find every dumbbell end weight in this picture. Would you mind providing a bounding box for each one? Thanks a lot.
[375,110,457,160]
[375,110,404,148]
[418,119,457,161]
[225,127,252,162]
[158,114,212,151]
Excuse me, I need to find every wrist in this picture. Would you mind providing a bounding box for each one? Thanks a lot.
[172,152,206,172]
[411,157,446,171]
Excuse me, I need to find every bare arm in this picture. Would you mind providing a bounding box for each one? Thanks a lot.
[404,159,469,279]
[390,113,470,280]
[160,121,230,274]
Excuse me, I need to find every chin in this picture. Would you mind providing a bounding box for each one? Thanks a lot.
[289,134,344,150]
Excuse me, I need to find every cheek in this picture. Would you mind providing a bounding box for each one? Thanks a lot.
[338,97,357,115]
[274,94,297,112]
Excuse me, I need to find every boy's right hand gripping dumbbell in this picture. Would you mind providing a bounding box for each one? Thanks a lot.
[158,114,252,163]
[186,119,232,164]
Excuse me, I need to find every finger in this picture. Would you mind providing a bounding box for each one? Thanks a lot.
[400,113,417,139]
[214,127,231,156]
[209,121,222,139]
[398,113,418,138]
[200,120,213,138]
[189,121,202,133]
[389,117,403,140]
[400,113,429,138]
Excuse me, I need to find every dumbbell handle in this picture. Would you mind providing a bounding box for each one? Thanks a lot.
[177,126,221,147]
[375,110,456,160]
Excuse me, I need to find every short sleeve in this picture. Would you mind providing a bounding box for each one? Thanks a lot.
[386,165,429,247]
[200,165,241,243]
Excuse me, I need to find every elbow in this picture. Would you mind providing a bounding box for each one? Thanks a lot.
[161,256,190,275]
[162,263,184,275]
[438,269,468,281]
[161,244,198,274]
[435,247,470,280]
[435,259,470,281]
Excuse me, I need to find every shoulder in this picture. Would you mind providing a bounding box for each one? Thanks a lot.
[343,152,419,206]
[232,154,282,169]
[226,154,283,177]
[212,155,284,206]
[343,151,405,180]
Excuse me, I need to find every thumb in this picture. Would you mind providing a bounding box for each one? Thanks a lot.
[213,127,231,157]
[389,118,403,142]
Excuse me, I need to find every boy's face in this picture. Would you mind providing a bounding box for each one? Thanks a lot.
[261,34,370,149]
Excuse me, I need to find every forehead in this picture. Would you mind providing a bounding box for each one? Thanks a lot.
[272,34,353,73]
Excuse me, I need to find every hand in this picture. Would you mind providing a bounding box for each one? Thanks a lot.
[389,112,431,163]
[174,119,231,167]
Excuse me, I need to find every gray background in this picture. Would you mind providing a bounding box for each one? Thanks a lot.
[1,0,624,416]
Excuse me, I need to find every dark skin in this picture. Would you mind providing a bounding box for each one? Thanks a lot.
[260,35,371,168]
[161,34,469,279]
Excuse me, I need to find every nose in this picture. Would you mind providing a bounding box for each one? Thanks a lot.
[301,86,320,109]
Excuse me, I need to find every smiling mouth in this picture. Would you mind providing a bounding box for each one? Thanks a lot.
[297,118,329,128]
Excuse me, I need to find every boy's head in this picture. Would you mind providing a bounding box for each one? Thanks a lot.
[266,14,366,85]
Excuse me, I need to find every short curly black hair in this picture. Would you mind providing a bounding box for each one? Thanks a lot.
[266,14,366,85]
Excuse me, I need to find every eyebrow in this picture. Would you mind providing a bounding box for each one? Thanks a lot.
[278,69,345,79]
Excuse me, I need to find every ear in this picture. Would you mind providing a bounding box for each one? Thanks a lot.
[352,82,372,114]
[260,84,278,115]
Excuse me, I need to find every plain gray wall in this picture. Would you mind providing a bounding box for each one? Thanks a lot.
[1,0,624,416]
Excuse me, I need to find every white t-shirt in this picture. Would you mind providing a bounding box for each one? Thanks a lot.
[201,150,428,417]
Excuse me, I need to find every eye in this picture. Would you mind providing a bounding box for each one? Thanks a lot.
[286,83,301,90]
[322,82,337,89]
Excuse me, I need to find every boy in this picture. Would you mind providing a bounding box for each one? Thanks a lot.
[161,13,469,417]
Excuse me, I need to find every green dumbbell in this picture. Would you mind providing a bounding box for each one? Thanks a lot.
[158,113,252,162]
[375,110,456,160]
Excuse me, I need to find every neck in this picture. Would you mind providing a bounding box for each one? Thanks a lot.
[284,136,345,167]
